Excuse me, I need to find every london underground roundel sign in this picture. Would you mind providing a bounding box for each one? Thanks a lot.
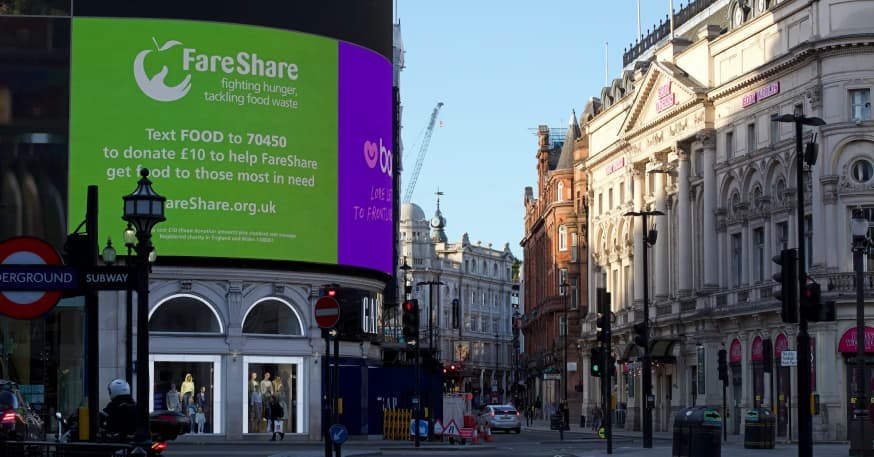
[0,237,68,319]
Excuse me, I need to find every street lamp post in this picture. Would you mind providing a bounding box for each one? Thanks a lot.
[624,209,664,449]
[852,210,870,441]
[560,281,569,429]
[122,168,166,446]
[123,224,136,385]
[772,107,825,457]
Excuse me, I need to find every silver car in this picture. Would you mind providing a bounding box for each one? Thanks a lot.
[479,404,521,434]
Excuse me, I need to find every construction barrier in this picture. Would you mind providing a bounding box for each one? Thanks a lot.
[382,409,412,440]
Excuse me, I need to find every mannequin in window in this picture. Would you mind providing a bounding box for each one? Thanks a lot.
[165,384,181,412]
[260,371,274,397]
[181,373,195,399]
[250,385,263,432]
[196,385,208,431]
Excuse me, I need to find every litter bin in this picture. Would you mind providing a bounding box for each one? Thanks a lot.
[744,408,776,449]
[672,406,722,457]
[550,412,566,430]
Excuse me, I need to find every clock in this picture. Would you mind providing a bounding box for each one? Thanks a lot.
[732,6,744,28]
[431,216,442,227]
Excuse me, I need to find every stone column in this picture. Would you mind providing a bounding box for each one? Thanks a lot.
[716,210,727,289]
[821,176,839,270]
[677,149,692,295]
[654,162,669,299]
[698,130,718,289]
[633,167,645,304]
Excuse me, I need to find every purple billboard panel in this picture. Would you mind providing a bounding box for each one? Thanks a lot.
[338,42,393,274]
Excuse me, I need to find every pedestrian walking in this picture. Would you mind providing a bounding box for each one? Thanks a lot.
[269,395,285,441]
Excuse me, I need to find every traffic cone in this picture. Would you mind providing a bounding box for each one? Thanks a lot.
[484,422,494,442]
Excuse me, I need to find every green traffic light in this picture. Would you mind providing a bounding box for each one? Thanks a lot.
[593,365,600,372]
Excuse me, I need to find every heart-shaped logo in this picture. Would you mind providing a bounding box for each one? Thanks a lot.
[363,140,379,168]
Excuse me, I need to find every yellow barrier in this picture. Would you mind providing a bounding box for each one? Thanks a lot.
[382,409,412,440]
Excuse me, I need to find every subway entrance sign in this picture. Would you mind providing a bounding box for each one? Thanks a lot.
[0,237,73,319]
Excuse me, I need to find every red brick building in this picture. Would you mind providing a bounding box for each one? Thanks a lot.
[521,113,590,421]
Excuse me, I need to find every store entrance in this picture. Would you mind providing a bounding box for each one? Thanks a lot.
[844,354,874,439]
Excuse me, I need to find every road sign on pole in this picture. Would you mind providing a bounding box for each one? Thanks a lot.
[315,296,341,329]
[781,350,798,367]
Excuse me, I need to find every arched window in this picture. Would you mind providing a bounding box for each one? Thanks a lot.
[243,299,303,336]
[150,295,222,333]
[558,225,568,251]
[556,181,565,202]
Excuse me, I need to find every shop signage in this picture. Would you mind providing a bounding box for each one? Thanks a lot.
[655,81,676,113]
[742,81,780,108]
[605,157,625,175]
[751,336,763,361]
[544,373,560,380]
[729,339,742,363]
[838,327,874,353]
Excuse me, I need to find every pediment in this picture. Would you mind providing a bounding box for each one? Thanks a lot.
[620,61,706,134]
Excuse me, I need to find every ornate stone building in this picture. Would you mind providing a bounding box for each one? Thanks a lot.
[573,0,874,441]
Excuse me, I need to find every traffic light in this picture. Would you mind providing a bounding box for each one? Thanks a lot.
[801,282,835,322]
[596,313,608,343]
[717,349,728,384]
[402,299,419,345]
[772,249,798,323]
[590,347,602,377]
[633,322,647,349]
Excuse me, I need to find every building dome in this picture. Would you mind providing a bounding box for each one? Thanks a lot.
[401,202,427,222]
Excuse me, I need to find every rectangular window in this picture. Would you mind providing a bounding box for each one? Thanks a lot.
[599,193,603,215]
[608,188,614,210]
[243,357,303,434]
[570,232,578,262]
[747,122,756,153]
[619,182,625,206]
[776,221,789,251]
[558,225,568,251]
[559,269,568,293]
[571,278,579,310]
[850,89,871,120]
[753,227,765,283]
[725,131,734,161]
[559,315,567,336]
[731,233,743,287]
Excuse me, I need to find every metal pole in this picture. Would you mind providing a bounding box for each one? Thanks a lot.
[85,186,100,441]
[324,331,332,457]
[134,231,152,445]
[125,247,133,385]
[723,380,727,442]
[854,234,867,441]
[642,212,653,449]
[414,341,421,447]
[794,116,812,457]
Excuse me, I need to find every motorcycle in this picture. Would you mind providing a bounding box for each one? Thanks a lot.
[55,409,188,455]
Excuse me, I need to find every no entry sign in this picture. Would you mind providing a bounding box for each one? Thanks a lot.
[314,296,340,329]
[0,237,70,319]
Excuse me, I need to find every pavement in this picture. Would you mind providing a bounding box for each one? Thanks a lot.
[168,420,859,456]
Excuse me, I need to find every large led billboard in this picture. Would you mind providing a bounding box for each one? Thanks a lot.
[68,18,393,274]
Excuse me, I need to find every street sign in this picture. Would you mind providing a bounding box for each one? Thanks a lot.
[433,419,444,436]
[314,296,340,328]
[329,423,348,445]
[443,419,460,437]
[0,237,68,319]
[781,350,797,367]
[80,266,136,290]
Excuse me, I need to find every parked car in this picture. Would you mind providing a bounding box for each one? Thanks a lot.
[479,404,521,434]
[0,379,45,441]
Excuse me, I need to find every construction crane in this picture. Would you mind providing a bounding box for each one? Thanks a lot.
[402,102,443,203]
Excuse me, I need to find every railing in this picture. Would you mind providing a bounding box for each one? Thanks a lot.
[823,272,874,293]
[622,0,719,66]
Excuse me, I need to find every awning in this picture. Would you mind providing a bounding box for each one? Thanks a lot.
[650,339,679,362]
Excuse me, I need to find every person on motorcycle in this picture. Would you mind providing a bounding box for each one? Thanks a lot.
[103,379,137,439]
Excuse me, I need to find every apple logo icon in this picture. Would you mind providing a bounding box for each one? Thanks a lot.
[134,37,192,102]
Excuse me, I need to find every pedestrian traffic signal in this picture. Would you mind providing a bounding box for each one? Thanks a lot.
[633,322,647,349]
[596,288,611,344]
[772,249,798,323]
[596,313,608,343]
[801,282,835,322]
[717,349,728,384]
[590,347,602,377]
[402,299,419,346]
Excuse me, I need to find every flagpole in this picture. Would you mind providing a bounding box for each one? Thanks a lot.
[669,0,674,38]
[637,0,641,41]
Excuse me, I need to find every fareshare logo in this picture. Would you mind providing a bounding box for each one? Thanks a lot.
[133,38,192,102]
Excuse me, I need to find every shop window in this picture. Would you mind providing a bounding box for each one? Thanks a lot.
[150,295,222,333]
[244,357,304,434]
[242,299,303,336]
[151,355,222,434]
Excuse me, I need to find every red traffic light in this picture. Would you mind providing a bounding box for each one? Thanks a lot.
[327,289,337,297]
[450,364,456,371]
[404,301,414,312]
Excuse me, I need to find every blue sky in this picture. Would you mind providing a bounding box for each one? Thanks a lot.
[396,1,674,258]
